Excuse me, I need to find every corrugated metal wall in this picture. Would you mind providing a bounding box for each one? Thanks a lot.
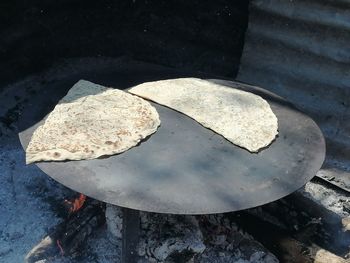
[237,0,350,188]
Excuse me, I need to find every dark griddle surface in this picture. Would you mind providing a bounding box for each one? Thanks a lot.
[19,70,325,214]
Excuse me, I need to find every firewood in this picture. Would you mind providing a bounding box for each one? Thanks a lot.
[246,189,350,257]
[25,199,105,263]
[231,212,347,263]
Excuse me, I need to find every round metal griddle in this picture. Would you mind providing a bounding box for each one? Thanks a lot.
[19,77,325,214]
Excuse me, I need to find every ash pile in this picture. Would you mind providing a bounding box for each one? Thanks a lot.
[106,205,277,263]
[4,169,349,263]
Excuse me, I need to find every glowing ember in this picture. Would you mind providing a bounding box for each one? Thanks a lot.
[64,193,86,213]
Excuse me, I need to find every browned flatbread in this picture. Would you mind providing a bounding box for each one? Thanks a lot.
[26,80,160,164]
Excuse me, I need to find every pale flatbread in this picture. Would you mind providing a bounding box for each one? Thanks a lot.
[26,80,160,164]
[129,78,278,152]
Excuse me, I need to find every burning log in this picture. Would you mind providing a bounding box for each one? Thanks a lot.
[25,195,105,263]
[64,193,87,214]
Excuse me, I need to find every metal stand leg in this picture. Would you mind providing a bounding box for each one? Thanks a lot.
[121,207,140,263]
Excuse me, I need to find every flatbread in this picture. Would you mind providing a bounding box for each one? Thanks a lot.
[26,80,160,164]
[129,78,278,152]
